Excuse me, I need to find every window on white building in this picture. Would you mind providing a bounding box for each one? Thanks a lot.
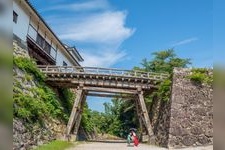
[63,61,67,66]
[36,33,45,48]
[13,11,18,23]
[44,41,51,55]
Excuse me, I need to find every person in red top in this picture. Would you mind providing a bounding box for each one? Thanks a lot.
[131,130,139,146]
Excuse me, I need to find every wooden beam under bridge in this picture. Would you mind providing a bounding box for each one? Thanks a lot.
[87,92,133,98]
[83,86,138,94]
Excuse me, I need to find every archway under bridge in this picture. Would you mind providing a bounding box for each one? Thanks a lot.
[38,65,169,144]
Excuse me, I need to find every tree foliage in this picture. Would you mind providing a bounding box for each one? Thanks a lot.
[138,49,191,73]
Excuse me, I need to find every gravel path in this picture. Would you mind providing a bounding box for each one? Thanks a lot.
[67,142,213,150]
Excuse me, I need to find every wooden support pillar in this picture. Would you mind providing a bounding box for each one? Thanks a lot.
[72,94,87,141]
[73,113,82,137]
[65,87,84,138]
[134,98,143,141]
[137,88,155,144]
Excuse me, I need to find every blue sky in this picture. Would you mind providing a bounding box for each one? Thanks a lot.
[30,0,214,112]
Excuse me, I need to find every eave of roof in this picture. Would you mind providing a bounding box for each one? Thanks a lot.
[24,0,82,66]
[68,47,84,62]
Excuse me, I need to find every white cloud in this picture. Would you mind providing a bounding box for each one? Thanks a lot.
[41,0,110,12]
[80,50,126,67]
[43,0,134,67]
[59,11,135,45]
[172,37,198,47]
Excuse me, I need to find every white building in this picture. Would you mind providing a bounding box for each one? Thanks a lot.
[13,0,83,66]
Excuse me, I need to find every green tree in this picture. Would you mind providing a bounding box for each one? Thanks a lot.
[141,49,191,73]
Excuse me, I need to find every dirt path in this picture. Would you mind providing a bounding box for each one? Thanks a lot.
[67,142,213,150]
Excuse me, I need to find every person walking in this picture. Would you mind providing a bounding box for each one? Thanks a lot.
[127,132,132,146]
[131,130,139,146]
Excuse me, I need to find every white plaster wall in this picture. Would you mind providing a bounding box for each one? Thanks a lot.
[50,47,57,59]
[30,20,38,30]
[56,49,73,66]
[13,1,30,42]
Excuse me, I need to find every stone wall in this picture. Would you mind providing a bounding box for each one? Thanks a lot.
[149,92,171,147]
[13,41,66,149]
[149,68,213,148]
[13,118,55,149]
[13,116,65,149]
[167,68,213,148]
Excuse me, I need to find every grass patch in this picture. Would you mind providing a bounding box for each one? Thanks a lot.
[35,140,73,150]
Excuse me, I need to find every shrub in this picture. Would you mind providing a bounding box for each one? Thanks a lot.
[13,93,48,122]
[188,72,205,84]
[13,56,45,81]
[187,68,213,85]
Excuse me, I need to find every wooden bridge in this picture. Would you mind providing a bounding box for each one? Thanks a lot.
[38,65,169,143]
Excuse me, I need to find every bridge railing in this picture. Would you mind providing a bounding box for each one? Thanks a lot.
[38,65,169,80]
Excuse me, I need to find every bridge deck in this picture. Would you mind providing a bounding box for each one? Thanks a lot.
[38,66,169,90]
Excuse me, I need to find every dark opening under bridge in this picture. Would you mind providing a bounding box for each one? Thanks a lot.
[38,65,169,143]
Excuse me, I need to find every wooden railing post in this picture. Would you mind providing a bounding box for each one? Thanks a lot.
[46,65,49,72]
